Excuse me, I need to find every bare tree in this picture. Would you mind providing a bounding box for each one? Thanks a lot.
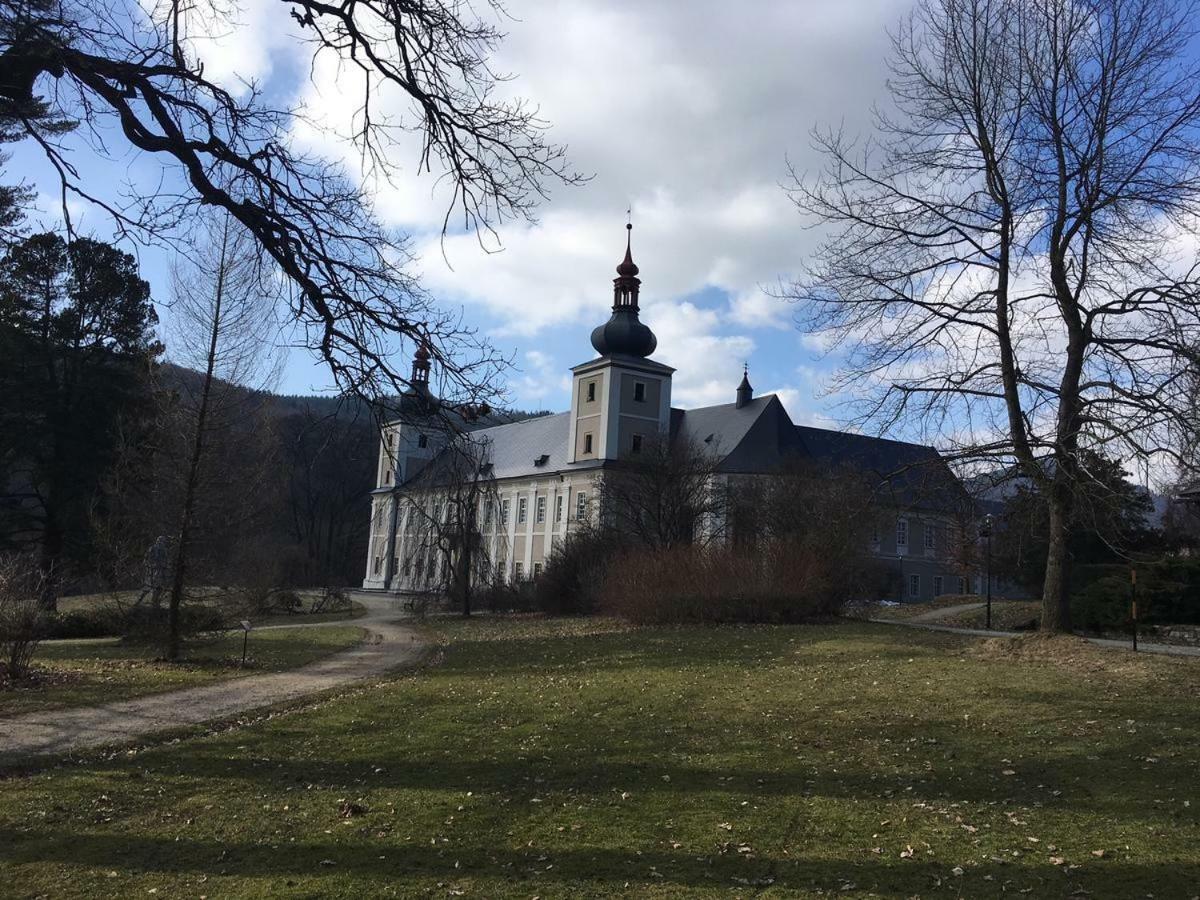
[0,0,581,411]
[596,434,725,550]
[161,211,279,658]
[785,0,1200,630]
[397,432,500,616]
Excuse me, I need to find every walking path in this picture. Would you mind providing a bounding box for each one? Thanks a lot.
[0,594,425,760]
[871,607,1200,659]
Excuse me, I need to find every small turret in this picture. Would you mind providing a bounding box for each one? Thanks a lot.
[590,223,658,358]
[735,365,753,409]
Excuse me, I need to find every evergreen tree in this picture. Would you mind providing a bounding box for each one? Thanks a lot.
[0,231,159,605]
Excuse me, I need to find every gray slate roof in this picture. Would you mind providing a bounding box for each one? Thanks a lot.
[401,392,965,512]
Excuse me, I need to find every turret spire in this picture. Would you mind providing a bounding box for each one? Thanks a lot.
[411,339,431,387]
[591,220,657,358]
[735,363,754,408]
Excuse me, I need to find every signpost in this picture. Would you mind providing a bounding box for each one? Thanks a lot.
[1130,568,1138,653]
[239,620,253,667]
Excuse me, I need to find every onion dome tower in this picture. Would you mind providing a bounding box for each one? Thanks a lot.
[590,223,658,358]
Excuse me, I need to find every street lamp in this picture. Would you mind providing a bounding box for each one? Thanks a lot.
[978,513,994,629]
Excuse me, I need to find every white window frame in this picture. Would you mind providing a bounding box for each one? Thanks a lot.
[500,498,510,524]
[924,523,936,554]
[909,573,920,598]
[517,497,528,524]
[535,495,546,524]
[896,518,909,551]
[554,495,563,523]
[933,575,943,596]
[576,492,589,520]
[514,561,524,580]
[533,562,543,578]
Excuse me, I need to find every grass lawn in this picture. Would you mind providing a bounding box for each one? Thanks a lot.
[0,625,365,718]
[1,619,1198,898]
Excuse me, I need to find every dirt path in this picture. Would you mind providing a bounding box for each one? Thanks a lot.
[870,616,1200,659]
[0,594,424,760]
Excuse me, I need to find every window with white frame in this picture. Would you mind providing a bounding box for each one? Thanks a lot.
[535,495,546,524]
[554,495,564,523]
[514,561,524,580]
[500,498,510,524]
[533,562,543,578]
[517,497,528,524]
[576,492,589,520]
[933,575,943,596]
[896,518,909,550]
[909,573,920,598]
[924,523,936,553]
[959,576,968,594]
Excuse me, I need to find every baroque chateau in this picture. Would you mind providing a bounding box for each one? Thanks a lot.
[364,226,970,601]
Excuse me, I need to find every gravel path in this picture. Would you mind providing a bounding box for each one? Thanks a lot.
[0,594,425,760]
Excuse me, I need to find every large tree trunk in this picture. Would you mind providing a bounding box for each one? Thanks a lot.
[1040,482,1073,633]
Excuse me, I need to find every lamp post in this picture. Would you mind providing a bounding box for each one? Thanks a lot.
[979,514,994,629]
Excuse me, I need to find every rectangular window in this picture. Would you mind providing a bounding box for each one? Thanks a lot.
[633,381,646,402]
[372,556,382,575]
[535,495,546,524]
[384,468,391,484]
[576,492,589,520]
[959,576,968,594]
[514,561,524,580]
[586,381,596,402]
[500,498,510,524]
[555,495,564,523]
[933,575,943,596]
[387,432,395,448]
[924,524,936,551]
[631,433,643,454]
[909,573,920,598]
[896,519,908,549]
[584,433,593,454]
[533,562,543,578]
[871,523,880,546]
[417,434,428,448]
[402,558,411,577]
[483,498,494,523]
[518,497,528,524]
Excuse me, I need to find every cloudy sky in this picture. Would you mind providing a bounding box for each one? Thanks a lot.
[13,0,913,424]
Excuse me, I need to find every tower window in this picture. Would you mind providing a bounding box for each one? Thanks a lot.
[631,433,643,454]
[417,434,428,448]
[586,381,596,402]
[633,381,646,402]
[584,433,593,454]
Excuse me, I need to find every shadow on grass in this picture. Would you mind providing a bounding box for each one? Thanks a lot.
[3,826,1193,896]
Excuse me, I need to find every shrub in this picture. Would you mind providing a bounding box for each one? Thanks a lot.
[478,580,539,613]
[534,527,626,615]
[598,540,882,625]
[1071,558,1200,630]
[0,555,49,680]
[272,589,304,614]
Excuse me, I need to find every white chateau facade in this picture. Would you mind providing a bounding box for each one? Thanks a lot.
[364,226,971,601]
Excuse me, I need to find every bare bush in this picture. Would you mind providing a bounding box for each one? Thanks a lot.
[0,554,48,679]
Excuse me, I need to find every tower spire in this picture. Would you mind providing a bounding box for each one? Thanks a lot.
[411,339,431,388]
[591,220,657,358]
